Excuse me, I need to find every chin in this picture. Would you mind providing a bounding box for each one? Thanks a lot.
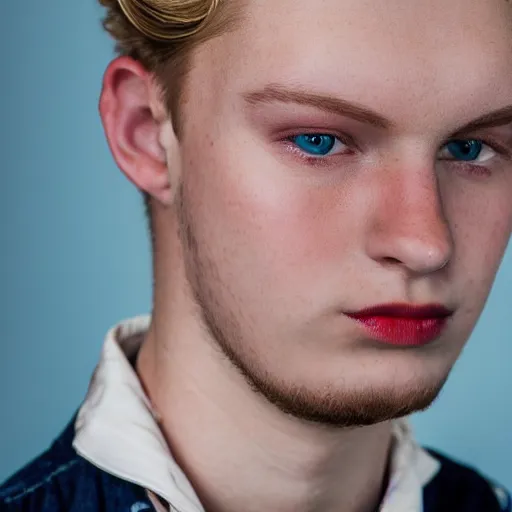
[257,373,448,427]
[227,345,453,427]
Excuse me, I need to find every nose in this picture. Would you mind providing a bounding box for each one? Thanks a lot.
[365,168,453,275]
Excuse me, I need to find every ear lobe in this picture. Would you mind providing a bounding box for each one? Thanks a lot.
[99,56,176,206]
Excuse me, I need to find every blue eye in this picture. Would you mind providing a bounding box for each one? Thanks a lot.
[439,139,497,165]
[291,134,337,156]
[443,140,484,161]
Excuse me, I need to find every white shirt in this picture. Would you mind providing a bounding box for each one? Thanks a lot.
[73,316,440,512]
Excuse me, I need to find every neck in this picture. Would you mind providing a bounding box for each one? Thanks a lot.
[137,208,393,512]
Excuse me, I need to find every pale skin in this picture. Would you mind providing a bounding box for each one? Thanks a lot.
[99,0,512,511]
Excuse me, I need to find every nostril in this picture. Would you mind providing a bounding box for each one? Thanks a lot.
[381,256,402,265]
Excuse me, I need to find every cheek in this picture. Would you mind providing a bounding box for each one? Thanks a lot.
[447,183,512,296]
[183,139,359,287]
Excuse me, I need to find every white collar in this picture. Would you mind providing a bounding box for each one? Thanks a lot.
[73,316,440,512]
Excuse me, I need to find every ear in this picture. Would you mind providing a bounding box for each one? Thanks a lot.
[99,56,180,206]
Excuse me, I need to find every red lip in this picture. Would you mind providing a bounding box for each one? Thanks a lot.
[346,304,453,346]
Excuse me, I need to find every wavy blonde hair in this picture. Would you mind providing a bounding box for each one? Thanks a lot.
[99,0,240,123]
[98,0,241,231]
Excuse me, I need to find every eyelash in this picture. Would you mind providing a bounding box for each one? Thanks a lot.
[282,133,356,168]
[280,132,511,172]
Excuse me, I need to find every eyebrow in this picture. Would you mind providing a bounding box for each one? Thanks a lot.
[243,84,392,129]
[243,83,512,133]
[453,106,512,135]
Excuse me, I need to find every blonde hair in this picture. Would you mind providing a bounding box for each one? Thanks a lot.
[98,0,241,232]
[99,0,240,122]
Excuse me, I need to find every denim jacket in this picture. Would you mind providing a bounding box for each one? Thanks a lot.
[1,416,510,512]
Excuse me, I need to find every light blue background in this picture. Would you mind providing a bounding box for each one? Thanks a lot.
[0,0,511,491]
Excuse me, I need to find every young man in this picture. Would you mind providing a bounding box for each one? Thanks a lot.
[1,0,512,510]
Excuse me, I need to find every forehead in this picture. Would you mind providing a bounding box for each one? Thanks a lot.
[190,0,512,131]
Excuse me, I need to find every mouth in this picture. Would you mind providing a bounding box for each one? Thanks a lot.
[346,304,453,347]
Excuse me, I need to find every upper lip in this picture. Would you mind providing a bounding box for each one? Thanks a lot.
[347,303,454,318]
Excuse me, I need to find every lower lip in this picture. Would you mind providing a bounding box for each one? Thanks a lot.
[348,316,449,346]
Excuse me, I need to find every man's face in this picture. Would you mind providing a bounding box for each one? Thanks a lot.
[170,0,512,425]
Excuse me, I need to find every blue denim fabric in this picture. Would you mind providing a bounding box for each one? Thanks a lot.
[1,415,510,511]
[0,417,155,511]
[423,449,511,512]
